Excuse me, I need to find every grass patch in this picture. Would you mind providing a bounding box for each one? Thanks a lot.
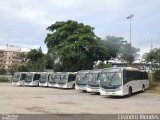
[0,77,10,83]
[146,81,160,94]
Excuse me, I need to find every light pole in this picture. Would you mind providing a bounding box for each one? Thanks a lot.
[126,14,134,46]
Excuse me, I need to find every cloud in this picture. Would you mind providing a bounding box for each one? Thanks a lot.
[0,0,160,55]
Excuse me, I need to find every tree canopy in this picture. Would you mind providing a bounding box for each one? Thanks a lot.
[45,20,109,71]
[143,48,160,69]
[103,35,127,62]
[120,43,140,66]
[10,47,46,73]
[10,20,141,73]
[26,47,46,72]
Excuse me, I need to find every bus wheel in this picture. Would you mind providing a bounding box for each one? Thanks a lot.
[72,84,75,89]
[142,85,145,92]
[128,87,132,96]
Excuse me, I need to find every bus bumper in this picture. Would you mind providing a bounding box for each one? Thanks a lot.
[86,87,99,93]
[75,85,87,91]
[39,83,48,87]
[100,89,123,96]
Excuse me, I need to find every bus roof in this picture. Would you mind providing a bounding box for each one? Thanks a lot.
[59,72,77,75]
[102,67,145,72]
[89,69,103,73]
[77,70,91,74]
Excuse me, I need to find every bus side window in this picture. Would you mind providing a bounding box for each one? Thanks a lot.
[123,71,128,84]
[144,72,148,79]
[20,74,25,80]
[34,74,40,81]
[142,72,148,80]
[68,74,76,82]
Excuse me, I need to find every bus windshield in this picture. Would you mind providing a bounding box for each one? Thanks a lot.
[49,74,60,83]
[57,75,68,84]
[25,73,33,83]
[13,73,20,82]
[100,72,122,89]
[87,73,99,87]
[40,73,48,83]
[20,73,26,81]
[76,74,87,85]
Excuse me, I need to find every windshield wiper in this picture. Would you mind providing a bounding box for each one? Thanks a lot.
[108,72,117,86]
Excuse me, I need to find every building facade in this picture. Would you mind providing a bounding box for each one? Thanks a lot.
[0,45,22,71]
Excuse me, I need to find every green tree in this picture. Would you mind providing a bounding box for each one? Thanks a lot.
[143,48,160,70]
[26,47,46,72]
[9,64,19,77]
[94,62,112,69]
[0,67,6,75]
[18,52,28,63]
[45,20,108,72]
[104,35,127,63]
[120,43,140,66]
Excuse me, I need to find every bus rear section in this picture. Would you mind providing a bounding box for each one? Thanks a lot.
[25,72,41,86]
[55,72,76,89]
[99,67,149,96]
[12,72,26,86]
[75,70,90,91]
[39,72,50,87]
[48,72,60,87]
[86,69,103,93]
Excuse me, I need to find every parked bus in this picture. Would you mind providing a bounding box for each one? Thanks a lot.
[39,72,51,87]
[55,72,76,88]
[86,69,103,92]
[25,72,41,86]
[48,72,61,87]
[99,67,149,96]
[12,72,26,86]
[75,70,90,91]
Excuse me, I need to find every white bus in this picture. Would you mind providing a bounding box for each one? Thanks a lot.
[25,72,41,86]
[48,72,61,87]
[99,67,149,96]
[55,72,76,89]
[39,72,51,87]
[86,69,103,92]
[75,70,90,91]
[12,72,26,86]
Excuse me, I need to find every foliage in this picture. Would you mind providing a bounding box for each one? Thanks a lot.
[104,36,126,62]
[27,47,43,62]
[143,48,160,69]
[8,47,46,73]
[18,52,28,63]
[119,43,140,66]
[147,80,160,94]
[45,20,109,71]
[9,64,29,76]
[154,70,160,82]
[9,64,18,76]
[0,68,6,74]
[94,62,112,69]
[0,77,10,82]
[26,47,46,72]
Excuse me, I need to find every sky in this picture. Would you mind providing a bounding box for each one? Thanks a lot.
[0,0,160,56]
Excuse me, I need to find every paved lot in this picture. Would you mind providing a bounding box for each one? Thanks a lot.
[0,83,160,114]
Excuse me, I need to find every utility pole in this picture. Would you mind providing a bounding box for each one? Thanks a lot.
[126,14,134,46]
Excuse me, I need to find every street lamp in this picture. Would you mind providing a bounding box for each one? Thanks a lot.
[126,14,134,46]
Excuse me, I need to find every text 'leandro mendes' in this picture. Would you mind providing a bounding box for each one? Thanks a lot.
[118,114,160,120]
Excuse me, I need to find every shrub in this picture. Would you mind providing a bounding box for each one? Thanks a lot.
[154,70,160,82]
[0,77,10,82]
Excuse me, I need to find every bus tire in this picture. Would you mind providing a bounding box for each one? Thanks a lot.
[72,84,75,89]
[142,85,145,92]
[128,87,132,96]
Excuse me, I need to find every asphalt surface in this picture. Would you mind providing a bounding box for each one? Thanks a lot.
[0,83,159,114]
